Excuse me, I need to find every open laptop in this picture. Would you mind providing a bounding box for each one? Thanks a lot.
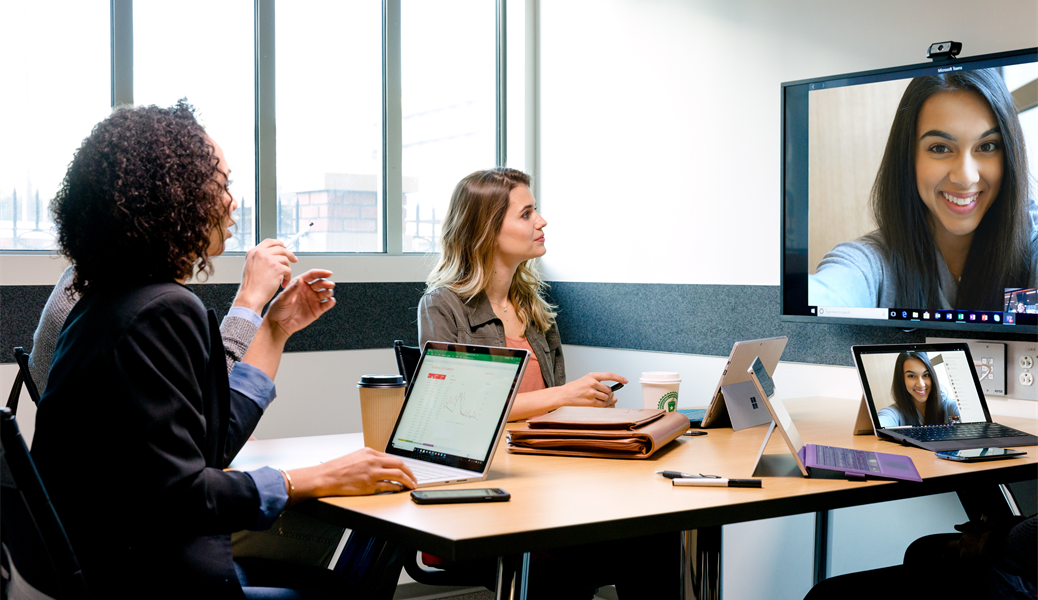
[701,337,787,429]
[748,356,922,481]
[384,341,529,488]
[852,343,1036,451]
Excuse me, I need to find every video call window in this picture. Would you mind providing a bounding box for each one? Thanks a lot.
[859,350,986,428]
[782,49,1038,332]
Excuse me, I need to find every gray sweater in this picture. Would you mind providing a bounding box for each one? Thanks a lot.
[809,202,1038,309]
[29,266,259,394]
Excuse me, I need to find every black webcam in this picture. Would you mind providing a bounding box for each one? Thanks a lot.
[927,41,962,61]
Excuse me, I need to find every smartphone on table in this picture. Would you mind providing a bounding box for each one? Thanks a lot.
[411,488,511,505]
[935,448,1026,462]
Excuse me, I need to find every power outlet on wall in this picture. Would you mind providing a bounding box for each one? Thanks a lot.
[926,338,1038,401]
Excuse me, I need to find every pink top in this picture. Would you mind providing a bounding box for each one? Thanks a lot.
[505,335,547,394]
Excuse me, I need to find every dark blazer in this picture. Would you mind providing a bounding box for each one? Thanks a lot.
[31,281,265,598]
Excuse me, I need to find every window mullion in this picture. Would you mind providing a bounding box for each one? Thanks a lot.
[496,0,507,167]
[111,0,133,107]
[384,0,403,255]
[255,0,277,244]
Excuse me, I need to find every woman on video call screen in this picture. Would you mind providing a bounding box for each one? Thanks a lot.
[808,68,1038,311]
[876,351,961,428]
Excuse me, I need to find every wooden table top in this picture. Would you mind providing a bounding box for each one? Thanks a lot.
[232,396,1038,560]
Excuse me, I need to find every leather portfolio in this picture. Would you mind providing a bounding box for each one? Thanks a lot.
[508,407,690,459]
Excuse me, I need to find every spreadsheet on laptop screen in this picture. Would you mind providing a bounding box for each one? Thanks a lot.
[390,349,521,459]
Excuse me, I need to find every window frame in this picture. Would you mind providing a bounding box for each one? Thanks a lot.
[113,0,508,257]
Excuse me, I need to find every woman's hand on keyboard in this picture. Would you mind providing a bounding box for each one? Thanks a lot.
[284,448,417,505]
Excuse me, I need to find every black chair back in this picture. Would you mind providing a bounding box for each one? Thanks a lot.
[393,340,421,383]
[6,348,42,415]
[0,407,91,599]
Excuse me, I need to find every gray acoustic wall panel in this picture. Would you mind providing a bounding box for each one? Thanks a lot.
[3,281,1033,366]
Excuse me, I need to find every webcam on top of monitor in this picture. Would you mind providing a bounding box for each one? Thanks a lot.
[927,41,962,61]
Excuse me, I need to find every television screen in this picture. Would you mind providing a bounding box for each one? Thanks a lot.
[781,47,1038,334]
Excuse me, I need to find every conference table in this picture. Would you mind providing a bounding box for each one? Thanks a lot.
[230,397,1038,600]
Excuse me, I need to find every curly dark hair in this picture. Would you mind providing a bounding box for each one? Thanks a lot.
[52,100,228,296]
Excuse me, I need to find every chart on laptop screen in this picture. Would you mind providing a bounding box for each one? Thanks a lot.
[391,349,519,459]
[860,348,986,427]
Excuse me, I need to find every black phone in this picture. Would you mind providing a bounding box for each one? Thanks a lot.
[411,488,511,505]
[935,448,1026,462]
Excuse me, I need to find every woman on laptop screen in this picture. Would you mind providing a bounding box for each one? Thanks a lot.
[419,167,627,421]
[809,68,1037,311]
[877,351,961,427]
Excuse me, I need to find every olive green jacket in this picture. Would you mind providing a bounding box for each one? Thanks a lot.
[417,286,565,388]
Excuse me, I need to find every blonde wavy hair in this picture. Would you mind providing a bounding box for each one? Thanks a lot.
[426,168,557,333]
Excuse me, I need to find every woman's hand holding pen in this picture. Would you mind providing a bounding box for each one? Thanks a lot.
[233,238,298,313]
[561,372,627,408]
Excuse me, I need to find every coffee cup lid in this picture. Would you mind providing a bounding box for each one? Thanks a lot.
[640,371,681,383]
[358,374,406,388]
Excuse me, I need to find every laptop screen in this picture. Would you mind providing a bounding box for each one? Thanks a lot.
[386,345,527,472]
[855,345,988,428]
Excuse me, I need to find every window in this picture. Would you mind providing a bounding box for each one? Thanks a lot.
[401,0,497,253]
[134,0,256,252]
[275,1,383,253]
[0,0,109,251]
[0,0,507,255]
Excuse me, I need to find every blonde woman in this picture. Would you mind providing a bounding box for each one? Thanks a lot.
[417,168,674,598]
[419,168,626,421]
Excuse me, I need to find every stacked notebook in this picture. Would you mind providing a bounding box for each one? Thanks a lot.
[507,407,690,459]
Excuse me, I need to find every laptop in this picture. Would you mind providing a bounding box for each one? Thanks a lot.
[384,341,530,488]
[748,356,922,482]
[701,337,788,429]
[853,343,1037,451]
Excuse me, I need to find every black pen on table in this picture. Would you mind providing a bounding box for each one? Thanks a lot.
[656,471,762,488]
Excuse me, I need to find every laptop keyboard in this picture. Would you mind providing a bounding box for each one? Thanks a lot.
[407,460,460,482]
[898,422,1028,442]
[815,445,881,473]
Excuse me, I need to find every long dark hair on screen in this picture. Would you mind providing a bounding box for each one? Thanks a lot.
[889,351,946,426]
[870,69,1034,311]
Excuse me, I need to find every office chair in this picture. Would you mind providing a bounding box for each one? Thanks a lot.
[5,348,41,415]
[0,407,90,600]
[393,340,421,383]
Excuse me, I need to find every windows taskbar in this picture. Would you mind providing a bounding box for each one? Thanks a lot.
[810,306,1036,326]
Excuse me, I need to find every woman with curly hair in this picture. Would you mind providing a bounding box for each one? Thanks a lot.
[419,168,626,421]
[24,101,414,599]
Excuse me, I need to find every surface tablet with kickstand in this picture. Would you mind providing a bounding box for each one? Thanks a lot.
[747,356,921,482]
[701,337,787,430]
[852,343,1037,451]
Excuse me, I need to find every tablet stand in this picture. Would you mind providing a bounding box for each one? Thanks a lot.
[852,395,875,435]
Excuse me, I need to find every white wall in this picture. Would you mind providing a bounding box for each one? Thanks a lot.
[535,0,1038,285]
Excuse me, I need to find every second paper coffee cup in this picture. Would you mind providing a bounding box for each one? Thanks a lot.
[639,372,680,412]
[357,375,406,451]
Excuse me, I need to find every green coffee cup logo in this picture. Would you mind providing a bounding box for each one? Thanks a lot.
[657,391,678,412]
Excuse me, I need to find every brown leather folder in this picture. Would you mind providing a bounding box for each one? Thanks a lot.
[526,407,667,430]
[508,408,690,459]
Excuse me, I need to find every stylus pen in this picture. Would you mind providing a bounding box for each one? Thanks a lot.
[656,471,718,480]
[673,478,762,488]
[282,221,315,249]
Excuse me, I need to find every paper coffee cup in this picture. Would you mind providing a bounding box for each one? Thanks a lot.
[640,372,680,412]
[357,375,406,451]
